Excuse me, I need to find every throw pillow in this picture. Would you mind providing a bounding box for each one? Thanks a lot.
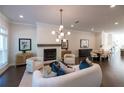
[42,65,57,78]
[51,63,58,72]
[43,71,57,78]
[57,68,65,76]
[59,62,75,74]
[51,62,65,76]
[79,60,91,70]
[86,57,93,65]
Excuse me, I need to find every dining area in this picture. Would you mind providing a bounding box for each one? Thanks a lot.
[90,49,111,62]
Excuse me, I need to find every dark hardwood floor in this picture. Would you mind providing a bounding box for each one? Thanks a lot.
[1,51,124,87]
[0,65,26,87]
[99,52,124,87]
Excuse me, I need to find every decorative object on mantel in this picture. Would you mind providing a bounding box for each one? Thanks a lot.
[80,39,89,48]
[19,38,32,53]
[61,40,68,50]
[100,44,103,48]
[51,9,71,43]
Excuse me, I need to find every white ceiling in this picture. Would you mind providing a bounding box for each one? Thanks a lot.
[0,5,124,32]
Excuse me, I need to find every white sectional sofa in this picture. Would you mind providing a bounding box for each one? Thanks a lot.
[32,63,102,87]
[26,57,43,73]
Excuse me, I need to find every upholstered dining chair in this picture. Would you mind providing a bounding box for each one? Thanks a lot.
[100,51,111,61]
[90,51,98,61]
[64,54,75,65]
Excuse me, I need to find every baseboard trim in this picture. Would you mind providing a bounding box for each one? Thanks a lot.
[0,64,10,75]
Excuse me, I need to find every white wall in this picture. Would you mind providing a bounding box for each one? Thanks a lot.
[95,32,102,49]
[95,31,113,51]
[37,23,96,57]
[0,12,10,75]
[67,30,96,56]
[0,12,9,29]
[9,23,36,65]
[102,32,112,50]
[37,23,61,44]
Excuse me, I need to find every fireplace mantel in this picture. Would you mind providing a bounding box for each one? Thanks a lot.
[37,44,61,47]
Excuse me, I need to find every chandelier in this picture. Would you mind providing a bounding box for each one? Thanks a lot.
[51,9,71,42]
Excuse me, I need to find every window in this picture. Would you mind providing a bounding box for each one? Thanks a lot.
[0,27,8,68]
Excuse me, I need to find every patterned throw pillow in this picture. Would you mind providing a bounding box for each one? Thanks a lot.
[42,65,57,78]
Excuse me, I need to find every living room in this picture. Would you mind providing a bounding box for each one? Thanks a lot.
[1,5,124,88]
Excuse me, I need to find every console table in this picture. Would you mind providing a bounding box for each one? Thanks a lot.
[16,52,33,66]
[79,49,92,58]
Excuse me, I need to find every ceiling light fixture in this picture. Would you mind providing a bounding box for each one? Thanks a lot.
[114,22,119,25]
[51,9,71,42]
[51,30,55,35]
[71,24,74,28]
[110,5,116,8]
[91,28,94,31]
[67,31,71,35]
[19,15,24,18]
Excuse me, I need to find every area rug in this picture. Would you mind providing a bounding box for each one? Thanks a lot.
[19,70,32,87]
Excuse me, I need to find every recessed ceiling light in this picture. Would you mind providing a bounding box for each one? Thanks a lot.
[110,5,116,8]
[114,22,119,25]
[91,28,94,31]
[19,15,24,18]
[70,24,74,28]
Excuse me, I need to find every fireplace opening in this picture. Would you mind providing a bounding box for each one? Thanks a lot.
[44,49,57,61]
